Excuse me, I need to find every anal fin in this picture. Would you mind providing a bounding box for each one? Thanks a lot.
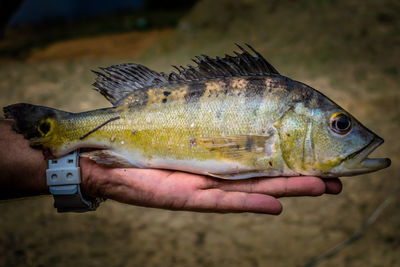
[81,150,142,168]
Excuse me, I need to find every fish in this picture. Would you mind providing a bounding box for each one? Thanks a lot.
[3,44,390,179]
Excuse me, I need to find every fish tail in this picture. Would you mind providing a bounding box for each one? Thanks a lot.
[3,103,69,142]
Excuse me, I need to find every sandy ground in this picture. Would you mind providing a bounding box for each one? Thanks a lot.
[1,1,399,266]
[27,29,172,63]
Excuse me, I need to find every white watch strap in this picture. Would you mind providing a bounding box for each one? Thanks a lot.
[46,150,102,212]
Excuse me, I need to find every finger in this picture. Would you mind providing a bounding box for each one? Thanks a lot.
[264,177,327,197]
[185,189,283,214]
[208,176,327,197]
[324,178,342,194]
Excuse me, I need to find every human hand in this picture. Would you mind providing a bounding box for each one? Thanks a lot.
[80,158,342,214]
[0,119,341,211]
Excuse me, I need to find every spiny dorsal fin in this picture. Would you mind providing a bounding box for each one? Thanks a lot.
[92,63,168,106]
[93,44,279,106]
[162,43,280,83]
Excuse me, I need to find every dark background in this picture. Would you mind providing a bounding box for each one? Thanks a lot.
[0,0,399,266]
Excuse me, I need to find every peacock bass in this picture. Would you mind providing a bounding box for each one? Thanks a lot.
[3,44,390,179]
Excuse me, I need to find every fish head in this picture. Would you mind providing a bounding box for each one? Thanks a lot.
[311,108,391,177]
[276,101,391,177]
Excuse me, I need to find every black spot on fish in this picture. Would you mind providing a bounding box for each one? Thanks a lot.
[38,121,51,135]
[245,136,254,152]
[291,83,311,103]
[245,78,265,115]
[305,88,328,109]
[185,83,206,103]
[216,109,222,119]
[162,98,167,103]
[245,78,265,98]
[290,81,328,110]
[285,78,295,93]
[269,161,272,167]
[163,91,171,96]
[189,137,197,147]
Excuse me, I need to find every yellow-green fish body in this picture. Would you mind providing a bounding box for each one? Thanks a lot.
[4,45,390,178]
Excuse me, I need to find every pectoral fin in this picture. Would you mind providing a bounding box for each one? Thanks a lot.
[196,135,270,159]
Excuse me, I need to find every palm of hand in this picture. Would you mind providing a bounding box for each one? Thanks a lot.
[81,158,342,214]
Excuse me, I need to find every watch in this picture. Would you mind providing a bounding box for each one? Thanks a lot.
[46,150,104,212]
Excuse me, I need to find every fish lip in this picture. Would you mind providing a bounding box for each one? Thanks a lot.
[347,137,382,161]
[343,136,391,174]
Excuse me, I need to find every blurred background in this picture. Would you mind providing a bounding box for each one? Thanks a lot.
[0,0,399,266]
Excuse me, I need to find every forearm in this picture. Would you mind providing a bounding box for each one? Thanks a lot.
[0,120,49,199]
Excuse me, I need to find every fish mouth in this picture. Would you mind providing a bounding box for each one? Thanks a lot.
[340,136,391,176]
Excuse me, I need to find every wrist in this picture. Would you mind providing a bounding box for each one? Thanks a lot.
[46,151,104,212]
[79,157,108,199]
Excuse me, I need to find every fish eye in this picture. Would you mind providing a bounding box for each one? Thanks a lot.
[330,113,352,135]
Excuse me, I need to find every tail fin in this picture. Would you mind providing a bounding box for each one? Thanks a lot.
[3,103,68,140]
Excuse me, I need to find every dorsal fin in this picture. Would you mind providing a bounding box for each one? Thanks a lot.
[93,44,279,106]
[92,63,167,105]
[162,43,279,83]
